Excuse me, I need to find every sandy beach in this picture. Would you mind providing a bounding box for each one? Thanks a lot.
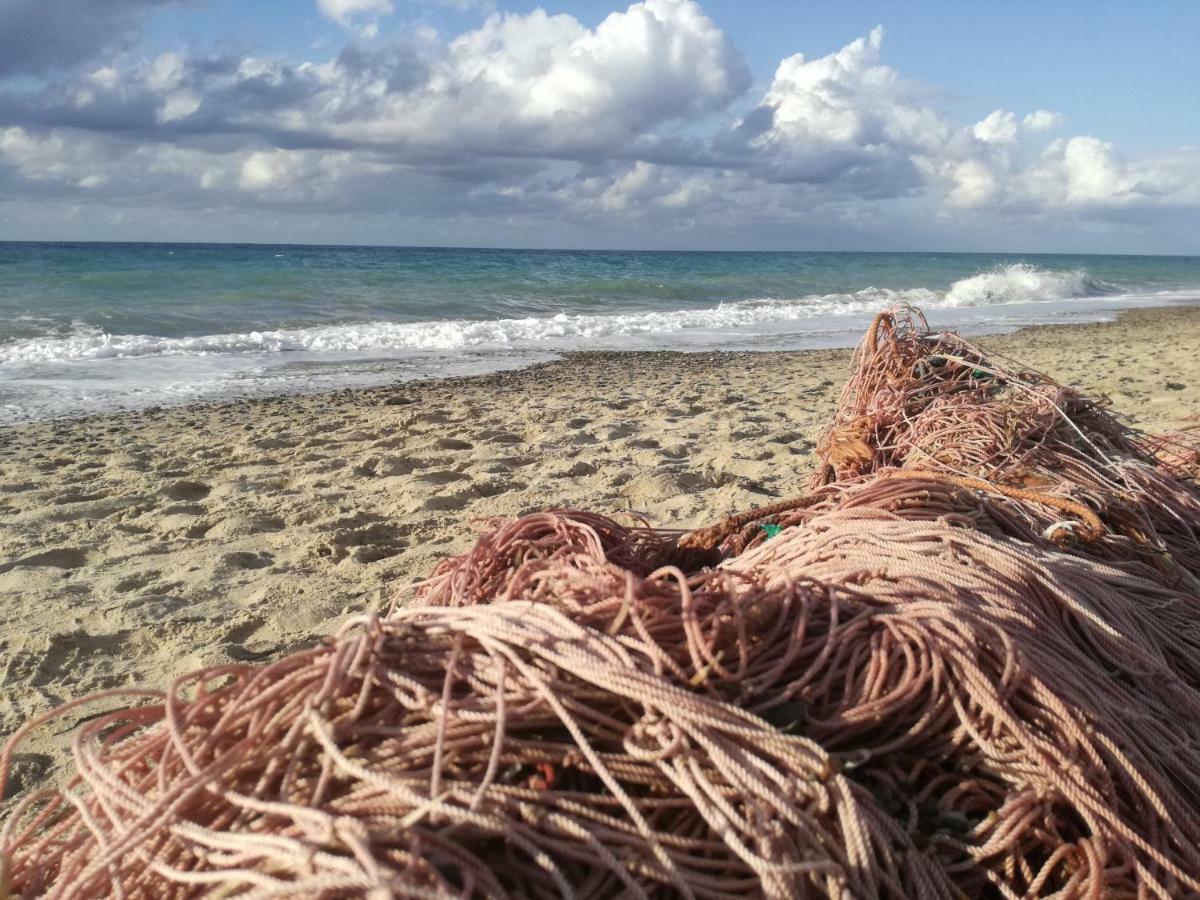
[2,305,1199,798]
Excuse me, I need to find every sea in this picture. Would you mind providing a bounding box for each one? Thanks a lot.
[2,242,1199,424]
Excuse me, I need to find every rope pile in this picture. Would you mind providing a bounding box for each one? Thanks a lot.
[4,308,1200,898]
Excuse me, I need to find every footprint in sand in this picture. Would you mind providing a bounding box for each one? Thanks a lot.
[33,629,131,686]
[0,547,88,575]
[415,470,470,486]
[767,430,809,446]
[474,429,523,445]
[3,753,53,802]
[491,455,536,469]
[421,492,472,512]
[602,425,636,440]
[202,516,286,540]
[472,478,525,498]
[311,458,350,473]
[355,454,425,477]
[413,411,453,426]
[252,436,298,450]
[317,522,411,564]
[218,551,275,571]
[0,482,38,494]
[221,617,282,661]
[163,480,211,502]
[548,460,596,478]
[477,456,534,475]
[113,570,162,593]
[51,488,110,504]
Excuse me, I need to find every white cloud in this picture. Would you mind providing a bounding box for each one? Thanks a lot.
[973,110,1018,145]
[235,147,395,203]
[0,127,90,181]
[146,52,186,91]
[1031,136,1129,205]
[89,67,122,90]
[373,0,749,154]
[31,1,744,166]
[158,90,201,123]
[1016,137,1200,209]
[720,28,1195,219]
[942,159,1000,208]
[570,161,717,213]
[921,131,1200,214]
[175,0,747,163]
[540,160,745,233]
[726,26,949,189]
[0,10,1197,248]
[318,0,394,27]
[1023,109,1063,132]
[239,150,305,191]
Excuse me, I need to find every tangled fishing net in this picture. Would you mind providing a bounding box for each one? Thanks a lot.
[4,307,1200,898]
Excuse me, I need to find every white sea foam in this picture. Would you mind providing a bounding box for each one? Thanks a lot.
[2,262,1195,424]
[0,293,907,364]
[943,263,1110,307]
[0,267,1102,367]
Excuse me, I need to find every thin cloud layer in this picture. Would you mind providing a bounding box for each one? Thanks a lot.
[319,0,396,27]
[0,0,1196,249]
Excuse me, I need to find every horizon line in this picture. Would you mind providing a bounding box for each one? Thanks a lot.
[0,239,1197,259]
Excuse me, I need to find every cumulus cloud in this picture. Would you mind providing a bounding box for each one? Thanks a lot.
[2,0,747,161]
[972,110,1018,145]
[0,127,119,189]
[344,0,750,156]
[0,125,207,195]
[561,161,725,215]
[146,53,187,92]
[1019,137,1200,209]
[1023,109,1063,132]
[717,27,948,194]
[0,4,1196,248]
[157,91,201,123]
[917,114,1200,214]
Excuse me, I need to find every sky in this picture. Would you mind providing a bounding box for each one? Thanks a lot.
[0,0,1197,253]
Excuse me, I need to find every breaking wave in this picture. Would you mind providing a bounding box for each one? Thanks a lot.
[0,265,1122,366]
[944,263,1113,307]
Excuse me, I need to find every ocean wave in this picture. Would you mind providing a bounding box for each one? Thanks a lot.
[0,290,920,364]
[943,263,1113,307]
[0,265,1118,366]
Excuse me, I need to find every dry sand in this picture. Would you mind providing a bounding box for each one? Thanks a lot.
[2,305,1199,796]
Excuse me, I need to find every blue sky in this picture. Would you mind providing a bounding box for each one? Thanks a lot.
[1,0,1197,252]
[140,0,1200,149]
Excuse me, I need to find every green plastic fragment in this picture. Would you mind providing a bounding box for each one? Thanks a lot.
[971,369,992,380]
[762,524,783,539]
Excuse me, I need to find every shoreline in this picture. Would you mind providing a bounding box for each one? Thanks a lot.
[3,305,1200,793]
[4,298,1200,431]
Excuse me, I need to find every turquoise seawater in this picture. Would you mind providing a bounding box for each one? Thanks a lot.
[2,242,1199,422]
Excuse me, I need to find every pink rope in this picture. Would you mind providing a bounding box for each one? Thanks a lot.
[4,307,1200,897]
